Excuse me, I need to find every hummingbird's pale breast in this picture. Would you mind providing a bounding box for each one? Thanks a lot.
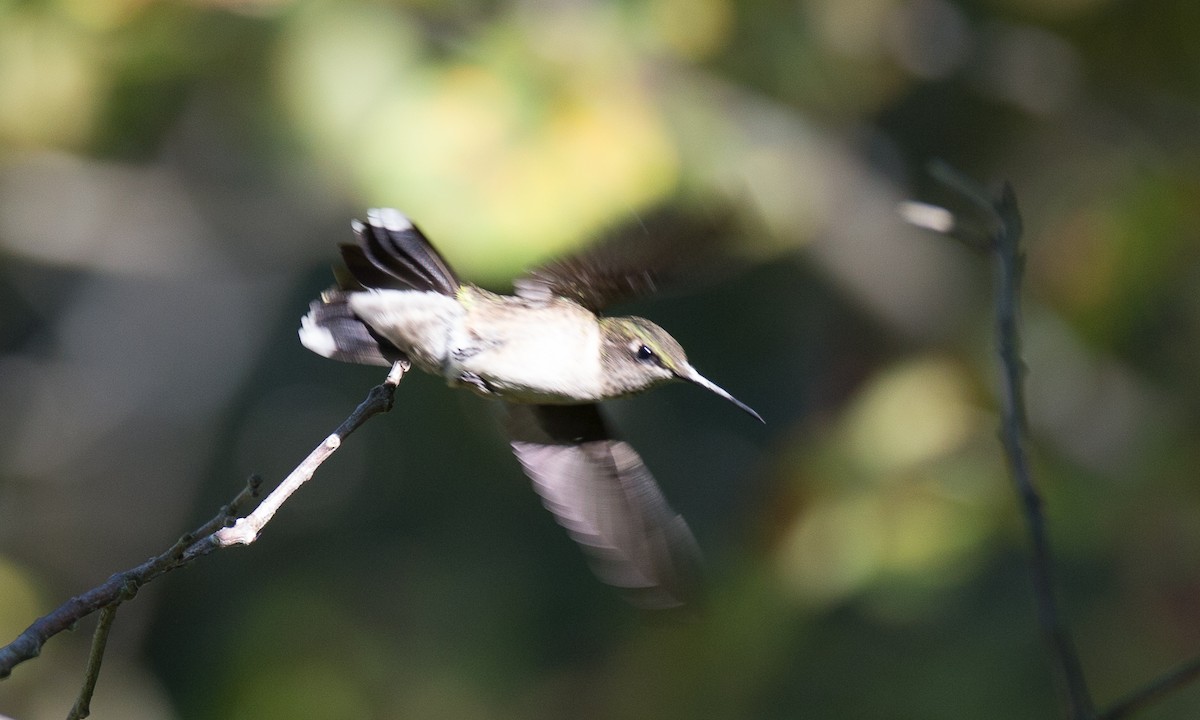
[452,287,604,403]
[346,285,605,404]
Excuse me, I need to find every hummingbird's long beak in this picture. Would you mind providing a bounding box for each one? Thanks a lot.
[681,367,764,423]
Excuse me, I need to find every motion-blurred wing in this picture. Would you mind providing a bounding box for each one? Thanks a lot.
[513,205,737,312]
[508,403,704,609]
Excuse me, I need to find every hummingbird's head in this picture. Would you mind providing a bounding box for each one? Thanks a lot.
[599,317,763,422]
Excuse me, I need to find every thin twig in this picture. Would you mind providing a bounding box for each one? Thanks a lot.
[66,598,123,720]
[909,169,1095,718]
[1100,654,1200,719]
[0,360,408,686]
[0,477,259,680]
[210,360,408,549]
[989,183,1094,719]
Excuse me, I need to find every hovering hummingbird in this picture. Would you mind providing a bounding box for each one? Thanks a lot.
[299,208,761,609]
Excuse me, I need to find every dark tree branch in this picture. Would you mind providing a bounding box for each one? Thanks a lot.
[0,360,409,713]
[1100,655,1200,720]
[955,174,1200,720]
[910,167,1095,719]
[0,477,259,681]
[988,183,1094,720]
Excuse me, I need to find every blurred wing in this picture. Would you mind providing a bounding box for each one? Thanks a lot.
[513,204,738,311]
[508,403,704,609]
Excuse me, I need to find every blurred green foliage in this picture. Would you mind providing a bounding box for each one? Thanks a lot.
[3,0,1200,718]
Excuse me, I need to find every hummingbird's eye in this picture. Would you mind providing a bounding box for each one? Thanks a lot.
[635,344,657,363]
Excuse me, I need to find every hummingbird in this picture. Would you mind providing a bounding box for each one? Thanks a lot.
[299,208,761,609]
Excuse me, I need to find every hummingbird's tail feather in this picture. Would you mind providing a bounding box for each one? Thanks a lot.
[299,291,407,367]
[334,243,392,291]
[508,403,706,611]
[341,208,460,296]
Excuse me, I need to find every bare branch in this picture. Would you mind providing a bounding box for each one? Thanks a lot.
[66,600,122,720]
[0,477,258,680]
[211,360,409,549]
[907,170,1095,719]
[0,360,408,692]
[989,184,1095,719]
[1100,655,1200,719]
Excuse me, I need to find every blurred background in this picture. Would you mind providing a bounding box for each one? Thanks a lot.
[2,0,1200,718]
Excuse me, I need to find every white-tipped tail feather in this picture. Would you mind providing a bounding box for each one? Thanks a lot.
[367,207,412,232]
[298,292,402,367]
[299,311,339,359]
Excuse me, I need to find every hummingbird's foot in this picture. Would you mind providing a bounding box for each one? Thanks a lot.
[456,371,498,396]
